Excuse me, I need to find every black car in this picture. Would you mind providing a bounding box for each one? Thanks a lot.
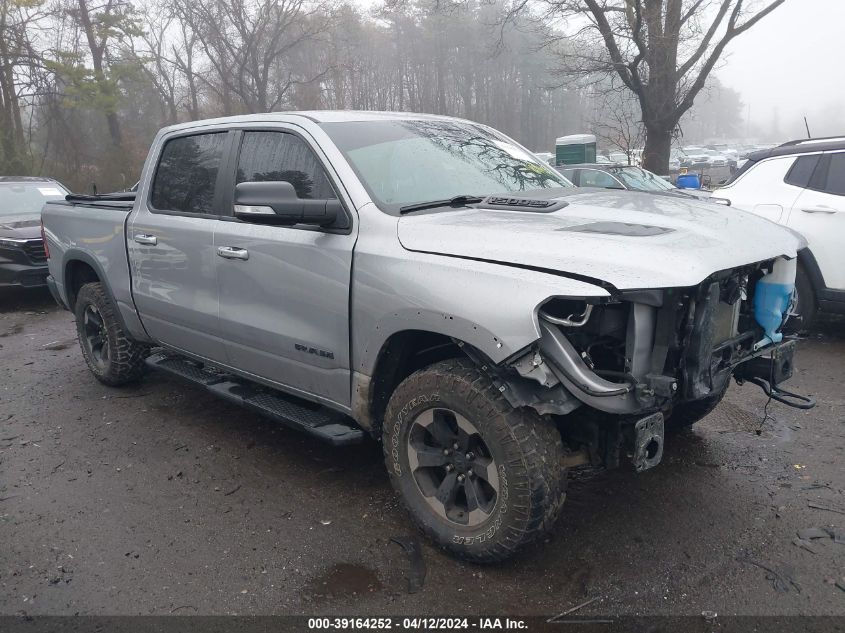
[0,177,69,288]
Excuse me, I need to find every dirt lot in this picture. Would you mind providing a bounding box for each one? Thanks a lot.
[1,287,844,618]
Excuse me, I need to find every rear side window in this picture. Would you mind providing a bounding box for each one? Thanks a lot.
[558,168,577,184]
[236,131,336,200]
[579,169,622,189]
[784,155,820,187]
[150,133,227,214]
[822,153,845,195]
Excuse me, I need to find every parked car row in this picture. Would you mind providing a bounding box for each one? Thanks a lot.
[555,163,715,202]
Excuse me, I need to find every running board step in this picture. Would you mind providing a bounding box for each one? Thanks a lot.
[147,353,227,386]
[145,353,365,446]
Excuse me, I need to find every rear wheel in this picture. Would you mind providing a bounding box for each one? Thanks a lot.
[74,282,148,386]
[383,358,566,562]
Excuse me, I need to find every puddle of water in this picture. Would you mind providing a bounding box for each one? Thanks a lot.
[305,563,383,601]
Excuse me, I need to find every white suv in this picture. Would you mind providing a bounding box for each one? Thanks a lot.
[713,138,845,329]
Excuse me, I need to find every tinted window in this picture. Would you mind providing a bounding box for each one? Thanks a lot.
[823,153,845,195]
[579,169,622,189]
[784,155,820,188]
[558,168,577,184]
[236,132,336,200]
[151,133,227,214]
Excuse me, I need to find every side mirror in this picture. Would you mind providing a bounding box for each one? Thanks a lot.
[233,181,340,227]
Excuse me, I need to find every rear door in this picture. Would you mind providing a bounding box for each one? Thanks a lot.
[128,130,231,362]
[213,128,357,408]
[788,151,845,290]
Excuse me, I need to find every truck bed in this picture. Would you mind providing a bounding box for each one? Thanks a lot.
[42,194,138,334]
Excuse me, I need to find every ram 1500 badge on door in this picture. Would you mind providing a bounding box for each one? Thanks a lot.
[42,111,813,562]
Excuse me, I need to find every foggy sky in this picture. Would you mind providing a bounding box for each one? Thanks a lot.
[352,0,838,141]
[717,0,844,140]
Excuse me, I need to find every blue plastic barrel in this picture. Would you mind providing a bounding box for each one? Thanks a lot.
[676,173,701,189]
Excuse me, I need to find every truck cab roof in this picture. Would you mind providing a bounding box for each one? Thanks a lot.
[161,110,460,134]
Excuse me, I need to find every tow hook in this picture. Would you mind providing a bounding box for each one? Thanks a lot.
[631,412,664,473]
[744,377,816,410]
[736,340,816,410]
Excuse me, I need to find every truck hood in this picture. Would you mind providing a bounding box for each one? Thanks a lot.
[0,214,41,240]
[397,189,803,290]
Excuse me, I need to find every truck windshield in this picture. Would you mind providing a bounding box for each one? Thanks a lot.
[0,182,68,217]
[321,119,572,214]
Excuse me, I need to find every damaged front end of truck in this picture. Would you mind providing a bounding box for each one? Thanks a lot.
[471,255,815,473]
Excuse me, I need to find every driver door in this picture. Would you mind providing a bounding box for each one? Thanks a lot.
[214,129,357,408]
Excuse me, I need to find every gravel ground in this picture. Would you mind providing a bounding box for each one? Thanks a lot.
[1,287,844,617]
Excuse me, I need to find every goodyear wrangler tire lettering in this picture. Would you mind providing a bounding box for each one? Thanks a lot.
[382,358,566,563]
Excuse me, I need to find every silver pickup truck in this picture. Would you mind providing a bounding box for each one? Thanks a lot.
[42,111,812,562]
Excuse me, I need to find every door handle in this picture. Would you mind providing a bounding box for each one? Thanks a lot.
[134,234,157,245]
[217,246,249,261]
[801,206,837,214]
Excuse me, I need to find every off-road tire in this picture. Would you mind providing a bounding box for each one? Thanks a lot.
[383,358,566,563]
[74,282,148,386]
[666,380,730,431]
[783,264,817,334]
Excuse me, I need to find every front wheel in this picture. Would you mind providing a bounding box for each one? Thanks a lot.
[666,380,730,431]
[74,282,149,386]
[783,265,817,334]
[383,359,566,562]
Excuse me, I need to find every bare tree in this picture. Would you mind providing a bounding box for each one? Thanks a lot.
[589,84,644,165]
[174,0,334,114]
[535,0,784,172]
[71,0,139,148]
[0,0,52,172]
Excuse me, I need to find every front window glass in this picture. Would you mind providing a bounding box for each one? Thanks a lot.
[611,167,675,191]
[321,119,571,213]
[236,131,336,200]
[0,182,68,217]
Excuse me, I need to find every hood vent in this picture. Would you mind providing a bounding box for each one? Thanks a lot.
[558,221,673,237]
[482,196,569,212]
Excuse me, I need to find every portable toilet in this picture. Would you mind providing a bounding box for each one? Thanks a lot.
[555,134,597,166]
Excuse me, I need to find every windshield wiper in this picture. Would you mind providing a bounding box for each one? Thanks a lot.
[399,194,484,214]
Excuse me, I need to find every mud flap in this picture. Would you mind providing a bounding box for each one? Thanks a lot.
[632,412,664,473]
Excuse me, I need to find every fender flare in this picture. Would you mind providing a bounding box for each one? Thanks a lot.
[797,247,825,296]
[60,249,133,336]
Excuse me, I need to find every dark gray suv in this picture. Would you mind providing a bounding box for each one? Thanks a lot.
[0,177,69,288]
